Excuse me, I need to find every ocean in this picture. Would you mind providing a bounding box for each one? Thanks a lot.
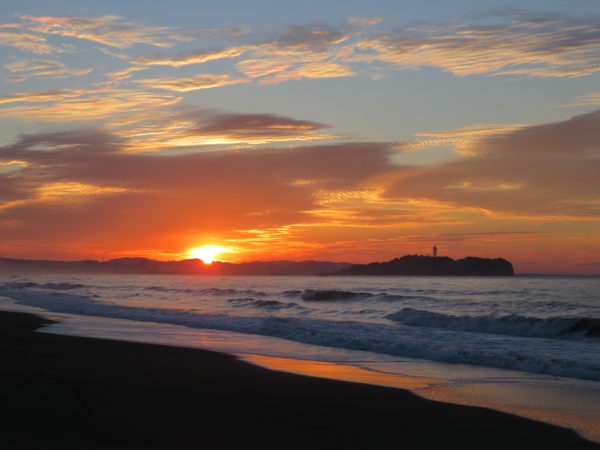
[1,273,600,440]
[1,274,598,379]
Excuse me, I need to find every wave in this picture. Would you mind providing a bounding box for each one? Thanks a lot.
[1,281,88,290]
[143,286,268,297]
[375,293,439,302]
[386,308,600,338]
[2,283,600,381]
[297,288,437,302]
[3,288,598,381]
[228,298,300,310]
[281,290,302,297]
[302,289,373,301]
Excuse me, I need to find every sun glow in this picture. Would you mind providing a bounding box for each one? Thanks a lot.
[188,245,230,264]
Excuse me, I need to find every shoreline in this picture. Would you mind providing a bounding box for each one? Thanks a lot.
[3,295,600,443]
[2,309,598,449]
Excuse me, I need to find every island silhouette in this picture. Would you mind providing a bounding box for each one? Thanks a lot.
[336,255,514,276]
[0,254,514,276]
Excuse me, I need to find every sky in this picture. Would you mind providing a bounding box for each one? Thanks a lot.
[0,0,599,273]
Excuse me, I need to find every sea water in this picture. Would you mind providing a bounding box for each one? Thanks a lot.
[1,274,598,380]
[2,273,600,441]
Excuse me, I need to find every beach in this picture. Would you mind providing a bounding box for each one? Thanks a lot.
[2,310,598,450]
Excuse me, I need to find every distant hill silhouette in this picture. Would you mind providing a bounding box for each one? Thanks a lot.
[0,257,350,275]
[336,255,514,276]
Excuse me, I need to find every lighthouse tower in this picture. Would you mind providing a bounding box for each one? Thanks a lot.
[433,245,438,258]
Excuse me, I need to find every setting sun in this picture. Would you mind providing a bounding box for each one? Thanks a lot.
[188,245,230,264]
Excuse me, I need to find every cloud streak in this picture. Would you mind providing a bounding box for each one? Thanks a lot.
[134,73,248,92]
[20,15,191,48]
[356,13,600,77]
[0,89,181,121]
[0,28,63,54]
[110,109,337,152]
[4,58,93,82]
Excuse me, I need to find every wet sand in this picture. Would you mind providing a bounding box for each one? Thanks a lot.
[2,310,598,450]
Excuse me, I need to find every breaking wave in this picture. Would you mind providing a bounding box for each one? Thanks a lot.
[143,286,268,296]
[1,286,599,380]
[386,308,600,338]
[302,289,373,301]
[227,298,301,310]
[1,281,88,290]
[2,277,600,382]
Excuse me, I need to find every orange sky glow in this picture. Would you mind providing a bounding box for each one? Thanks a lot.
[0,3,599,274]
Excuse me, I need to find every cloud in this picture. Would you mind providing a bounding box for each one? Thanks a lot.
[118,12,599,88]
[131,46,251,68]
[4,58,93,82]
[383,110,600,218]
[0,89,85,105]
[20,15,191,48]
[3,10,598,89]
[128,25,353,84]
[134,73,249,92]
[347,17,383,27]
[0,110,598,266]
[109,109,337,152]
[236,25,354,83]
[0,84,334,149]
[0,88,181,121]
[354,13,600,77]
[244,61,354,84]
[402,123,525,155]
[0,130,392,256]
[267,25,349,50]
[0,29,63,54]
[564,92,600,107]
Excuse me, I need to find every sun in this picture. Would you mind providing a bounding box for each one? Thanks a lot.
[188,245,230,264]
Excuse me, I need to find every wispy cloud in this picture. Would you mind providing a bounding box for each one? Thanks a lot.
[0,88,181,121]
[134,73,249,92]
[354,13,600,77]
[110,109,336,152]
[0,28,63,54]
[4,58,93,82]
[401,123,526,155]
[347,17,383,27]
[131,46,251,68]
[564,92,600,107]
[0,89,84,105]
[20,15,192,48]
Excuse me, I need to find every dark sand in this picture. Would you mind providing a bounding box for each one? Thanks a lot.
[2,310,598,450]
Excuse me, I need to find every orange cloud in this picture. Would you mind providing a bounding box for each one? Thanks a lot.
[347,17,383,27]
[132,46,251,68]
[564,92,600,107]
[109,109,336,152]
[134,73,249,92]
[4,58,93,82]
[20,15,191,48]
[353,13,600,78]
[0,89,85,105]
[0,88,180,121]
[0,131,392,259]
[383,110,600,219]
[404,124,526,155]
[1,109,599,272]
[0,29,62,54]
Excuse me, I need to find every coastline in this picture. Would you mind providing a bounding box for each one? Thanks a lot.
[2,309,598,449]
